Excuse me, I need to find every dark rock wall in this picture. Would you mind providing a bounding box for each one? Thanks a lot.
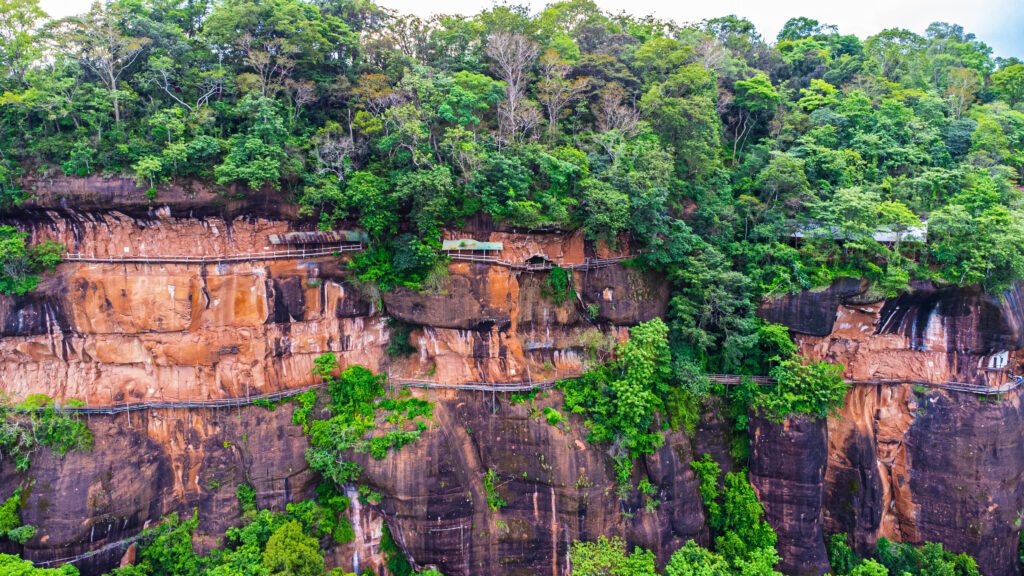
[0,406,319,575]
[750,414,830,576]
[758,278,867,336]
[348,395,708,576]
[904,388,1024,575]
[0,394,714,576]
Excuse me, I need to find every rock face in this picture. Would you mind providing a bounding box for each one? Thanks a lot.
[766,280,1024,576]
[0,183,677,575]
[0,206,664,403]
[6,180,1024,576]
[0,406,332,574]
[825,384,1024,576]
[749,414,830,576]
[349,394,709,576]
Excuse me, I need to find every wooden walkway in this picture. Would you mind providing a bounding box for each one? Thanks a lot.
[22,373,1021,416]
[60,243,641,272]
[62,244,363,264]
[704,374,1021,396]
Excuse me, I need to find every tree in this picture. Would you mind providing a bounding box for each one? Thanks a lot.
[0,226,62,295]
[0,0,46,86]
[340,171,398,239]
[777,17,836,41]
[202,0,350,91]
[664,540,731,576]
[992,64,1024,106]
[641,64,721,179]
[0,553,79,575]
[864,28,926,82]
[849,560,889,576]
[729,73,780,164]
[944,67,980,120]
[262,520,324,576]
[214,95,293,190]
[762,357,848,420]
[536,48,588,139]
[486,31,540,144]
[56,1,151,124]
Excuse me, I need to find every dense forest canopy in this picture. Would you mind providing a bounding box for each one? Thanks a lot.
[0,0,1023,373]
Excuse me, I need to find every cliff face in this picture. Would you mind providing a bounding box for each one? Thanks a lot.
[346,394,709,576]
[0,205,667,403]
[764,281,1024,576]
[749,415,830,576]
[0,189,681,575]
[5,181,1024,576]
[0,402,396,575]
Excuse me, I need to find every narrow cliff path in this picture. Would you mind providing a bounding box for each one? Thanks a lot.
[22,374,1020,415]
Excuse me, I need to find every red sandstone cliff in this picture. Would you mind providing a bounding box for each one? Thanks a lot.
[3,180,1024,575]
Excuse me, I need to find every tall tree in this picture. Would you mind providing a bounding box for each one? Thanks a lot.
[56,1,151,124]
[0,0,46,86]
[536,48,588,139]
[485,31,539,144]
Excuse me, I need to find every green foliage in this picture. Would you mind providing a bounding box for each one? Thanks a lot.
[381,523,414,576]
[0,394,92,471]
[827,533,981,576]
[664,540,732,576]
[0,227,62,296]
[541,406,565,426]
[562,318,676,460]
[0,488,34,544]
[386,319,419,357]
[105,493,360,576]
[875,538,980,576]
[261,520,324,576]
[713,473,778,562]
[568,536,657,576]
[827,533,861,575]
[236,483,257,516]
[0,553,79,575]
[544,266,571,305]
[483,468,507,511]
[133,512,202,576]
[303,355,431,509]
[690,454,722,529]
[760,358,849,421]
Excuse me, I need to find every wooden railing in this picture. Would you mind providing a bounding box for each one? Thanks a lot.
[446,253,637,271]
[62,244,364,265]
[705,374,1022,396]
[22,372,1021,417]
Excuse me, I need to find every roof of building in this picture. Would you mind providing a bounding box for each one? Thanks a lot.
[441,239,504,251]
[790,223,928,243]
[268,230,368,245]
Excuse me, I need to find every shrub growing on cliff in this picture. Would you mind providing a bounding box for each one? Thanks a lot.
[561,318,675,458]
[0,394,92,471]
[544,265,571,305]
[759,357,848,421]
[688,454,780,571]
[0,226,63,296]
[0,489,35,544]
[569,536,657,576]
[0,553,78,574]
[483,467,507,511]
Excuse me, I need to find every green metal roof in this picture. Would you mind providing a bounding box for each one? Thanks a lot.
[442,239,503,251]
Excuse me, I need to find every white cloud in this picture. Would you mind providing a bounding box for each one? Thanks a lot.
[39,0,1024,57]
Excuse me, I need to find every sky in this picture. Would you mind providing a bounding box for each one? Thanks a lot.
[39,0,1024,59]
